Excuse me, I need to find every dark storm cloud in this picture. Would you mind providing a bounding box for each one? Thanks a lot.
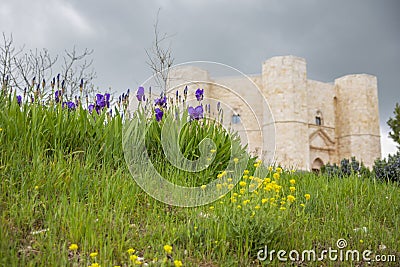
[1,0,399,155]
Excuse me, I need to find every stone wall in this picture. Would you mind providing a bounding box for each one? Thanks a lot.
[334,74,381,168]
[262,56,310,169]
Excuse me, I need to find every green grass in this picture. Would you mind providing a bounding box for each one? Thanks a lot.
[0,97,399,266]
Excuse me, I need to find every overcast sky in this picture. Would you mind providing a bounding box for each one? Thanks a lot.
[1,0,399,157]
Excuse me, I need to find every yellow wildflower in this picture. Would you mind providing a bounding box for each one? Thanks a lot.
[275,185,282,193]
[237,205,242,209]
[239,181,246,187]
[243,170,249,175]
[216,184,222,190]
[210,149,216,153]
[276,167,282,173]
[209,206,214,210]
[289,179,296,185]
[90,263,100,267]
[135,260,143,265]
[280,201,286,205]
[164,245,173,254]
[254,163,260,168]
[273,172,280,180]
[243,175,249,179]
[90,252,98,258]
[255,177,263,183]
[217,171,227,178]
[34,185,39,190]
[305,194,311,200]
[200,185,206,190]
[262,198,268,204]
[300,203,305,207]
[253,190,259,195]
[228,184,234,190]
[268,166,273,171]
[174,260,183,267]
[239,188,246,194]
[289,186,296,192]
[127,248,135,254]
[227,178,233,182]
[264,184,273,191]
[280,206,286,211]
[130,255,138,261]
[233,158,239,163]
[287,195,296,202]
[230,197,237,203]
[255,205,260,209]
[242,199,250,205]
[69,244,78,251]
[267,185,275,191]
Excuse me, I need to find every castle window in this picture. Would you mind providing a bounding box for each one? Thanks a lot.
[232,114,241,124]
[315,116,321,126]
[315,110,323,126]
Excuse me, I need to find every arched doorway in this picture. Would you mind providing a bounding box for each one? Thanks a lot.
[312,158,324,173]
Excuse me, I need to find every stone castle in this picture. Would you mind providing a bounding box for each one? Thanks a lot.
[147,55,381,170]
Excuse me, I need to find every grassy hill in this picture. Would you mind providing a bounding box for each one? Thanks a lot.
[0,96,399,266]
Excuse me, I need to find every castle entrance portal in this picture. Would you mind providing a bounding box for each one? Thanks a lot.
[312,158,324,172]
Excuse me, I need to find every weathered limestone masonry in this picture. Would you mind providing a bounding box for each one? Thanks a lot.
[161,55,381,170]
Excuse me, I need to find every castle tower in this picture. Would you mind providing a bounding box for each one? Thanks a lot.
[334,74,381,168]
[262,56,310,169]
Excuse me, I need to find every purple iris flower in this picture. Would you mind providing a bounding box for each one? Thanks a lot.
[188,105,204,120]
[63,101,76,110]
[88,104,95,114]
[136,86,145,101]
[195,88,204,101]
[105,93,110,108]
[155,108,163,122]
[68,102,76,109]
[154,96,167,108]
[55,90,61,103]
[17,95,22,106]
[95,93,111,109]
[96,94,106,108]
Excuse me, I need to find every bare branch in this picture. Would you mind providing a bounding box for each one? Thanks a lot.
[145,9,174,93]
[1,33,97,103]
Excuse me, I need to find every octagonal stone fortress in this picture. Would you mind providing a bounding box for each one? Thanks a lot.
[142,55,381,171]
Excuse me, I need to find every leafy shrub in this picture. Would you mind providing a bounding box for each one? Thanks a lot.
[321,157,370,178]
[373,151,400,184]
